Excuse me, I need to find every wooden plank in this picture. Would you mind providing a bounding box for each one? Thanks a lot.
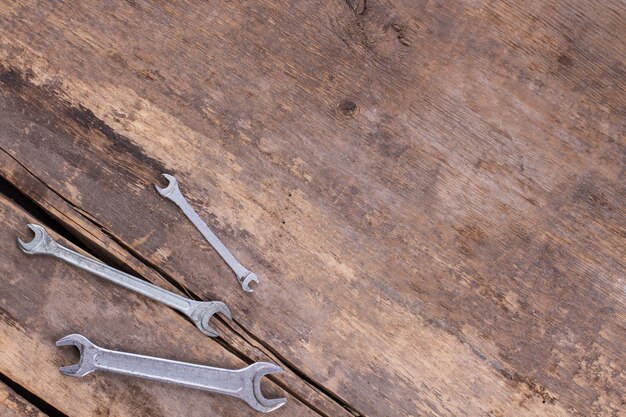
[0,143,350,417]
[0,1,624,416]
[0,194,318,417]
[0,381,46,417]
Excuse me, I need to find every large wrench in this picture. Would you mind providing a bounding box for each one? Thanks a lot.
[56,334,286,413]
[156,174,259,292]
[18,224,231,337]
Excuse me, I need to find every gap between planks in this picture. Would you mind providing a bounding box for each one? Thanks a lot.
[0,148,362,417]
[0,371,66,417]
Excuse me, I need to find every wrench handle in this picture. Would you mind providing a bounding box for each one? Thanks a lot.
[167,186,252,280]
[93,348,246,397]
[47,241,193,313]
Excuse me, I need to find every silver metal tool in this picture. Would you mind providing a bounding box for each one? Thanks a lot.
[18,224,231,337]
[56,334,287,413]
[156,173,259,292]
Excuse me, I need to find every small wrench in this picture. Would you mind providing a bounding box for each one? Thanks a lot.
[156,174,259,292]
[18,224,231,337]
[57,334,287,413]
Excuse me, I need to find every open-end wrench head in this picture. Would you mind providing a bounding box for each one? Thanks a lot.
[241,362,287,413]
[189,301,232,338]
[240,272,259,293]
[155,173,180,199]
[18,224,54,255]
[56,334,99,377]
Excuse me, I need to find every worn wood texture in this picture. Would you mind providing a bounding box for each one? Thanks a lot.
[0,195,318,417]
[0,381,45,417]
[0,1,624,416]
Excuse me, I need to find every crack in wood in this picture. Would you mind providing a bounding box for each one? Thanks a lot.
[57,203,359,417]
[0,148,358,417]
[0,372,66,417]
[228,315,365,417]
[0,64,361,415]
[0,67,562,415]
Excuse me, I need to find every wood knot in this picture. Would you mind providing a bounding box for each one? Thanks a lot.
[557,54,573,67]
[338,99,357,116]
[345,0,366,15]
[385,22,411,46]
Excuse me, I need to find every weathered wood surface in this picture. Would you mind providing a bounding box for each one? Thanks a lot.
[0,1,624,416]
[0,380,45,417]
[0,195,316,417]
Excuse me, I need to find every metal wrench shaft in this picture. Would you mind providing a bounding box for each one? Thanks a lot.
[156,174,259,292]
[57,334,286,413]
[18,224,231,337]
[93,349,245,394]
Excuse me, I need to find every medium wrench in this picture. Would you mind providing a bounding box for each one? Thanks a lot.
[18,224,231,337]
[156,173,259,292]
[56,334,287,413]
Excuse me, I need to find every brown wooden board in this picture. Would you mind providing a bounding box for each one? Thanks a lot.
[0,194,318,417]
[0,381,46,417]
[0,1,624,416]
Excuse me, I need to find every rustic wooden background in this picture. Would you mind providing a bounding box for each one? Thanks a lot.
[0,1,624,416]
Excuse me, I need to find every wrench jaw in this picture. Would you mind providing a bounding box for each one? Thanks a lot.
[56,334,99,378]
[189,301,232,338]
[18,224,56,255]
[239,272,259,293]
[155,173,181,200]
[240,362,287,413]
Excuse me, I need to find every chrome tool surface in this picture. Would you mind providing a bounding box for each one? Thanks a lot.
[57,334,286,413]
[18,224,231,337]
[156,173,259,292]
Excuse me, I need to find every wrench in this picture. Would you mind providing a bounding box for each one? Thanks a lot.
[156,174,259,292]
[18,224,231,337]
[56,334,287,413]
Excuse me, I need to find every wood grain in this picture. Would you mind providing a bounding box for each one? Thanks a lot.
[0,194,318,417]
[0,381,45,417]
[0,1,624,416]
